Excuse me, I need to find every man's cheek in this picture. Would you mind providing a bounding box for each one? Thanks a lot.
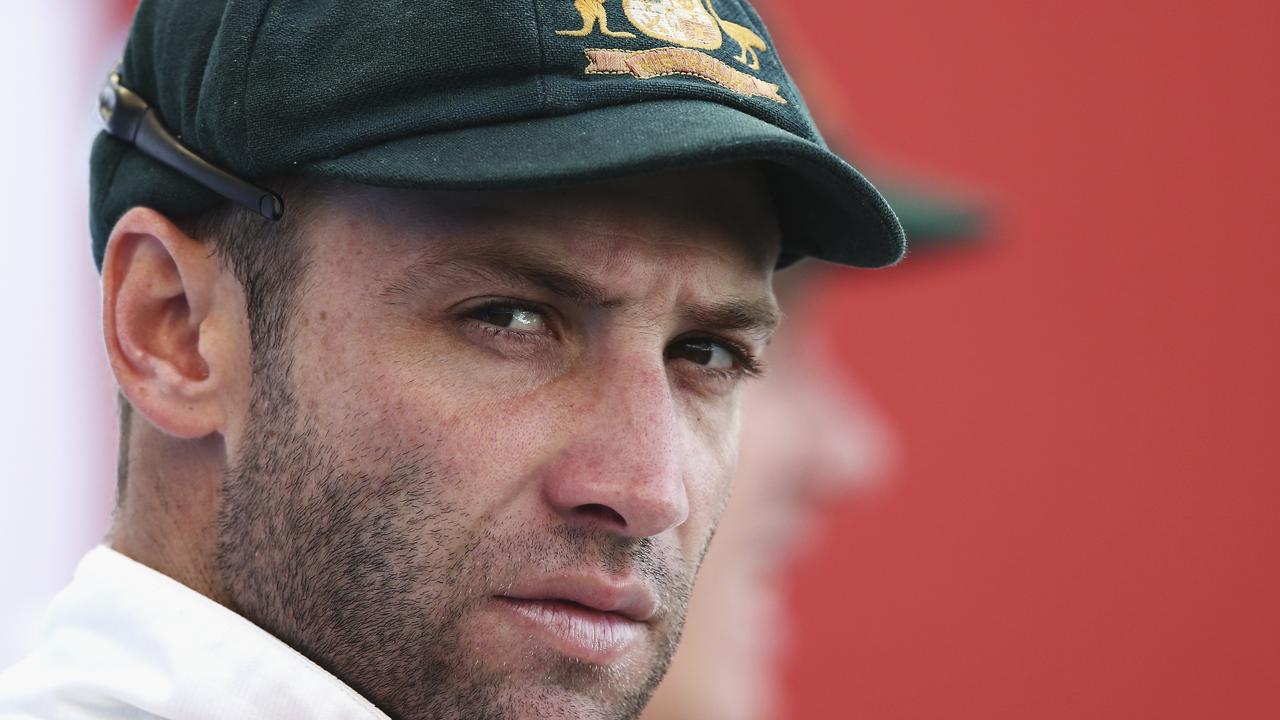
[679,403,742,542]
[335,371,570,494]
[687,396,742,472]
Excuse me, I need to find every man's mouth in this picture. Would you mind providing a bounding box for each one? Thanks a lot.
[493,575,658,664]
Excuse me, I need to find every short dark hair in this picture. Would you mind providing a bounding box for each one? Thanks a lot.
[115,177,323,503]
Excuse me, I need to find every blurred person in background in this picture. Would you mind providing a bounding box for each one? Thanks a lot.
[642,195,980,720]
[642,2,984,716]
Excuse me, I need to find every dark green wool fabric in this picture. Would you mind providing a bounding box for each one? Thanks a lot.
[91,0,906,269]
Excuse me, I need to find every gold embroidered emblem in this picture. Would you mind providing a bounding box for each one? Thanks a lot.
[624,1,770,69]
[559,0,779,101]
[705,4,769,71]
[622,0,722,50]
[584,47,787,104]
[557,0,636,38]
[561,0,772,71]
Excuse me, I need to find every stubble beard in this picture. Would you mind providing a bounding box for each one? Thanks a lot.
[213,351,695,719]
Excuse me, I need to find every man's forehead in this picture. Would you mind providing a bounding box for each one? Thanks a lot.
[326,163,781,269]
[320,168,782,334]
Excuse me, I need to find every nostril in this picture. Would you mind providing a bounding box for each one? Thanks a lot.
[575,503,626,528]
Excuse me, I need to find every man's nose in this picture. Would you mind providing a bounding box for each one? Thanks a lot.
[540,363,690,538]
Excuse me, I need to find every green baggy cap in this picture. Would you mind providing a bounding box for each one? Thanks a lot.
[91,0,906,270]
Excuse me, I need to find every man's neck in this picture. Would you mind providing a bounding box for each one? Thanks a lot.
[110,424,228,604]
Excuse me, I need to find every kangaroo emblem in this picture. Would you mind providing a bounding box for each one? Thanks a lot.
[558,0,637,38]
[702,0,768,70]
[560,0,771,72]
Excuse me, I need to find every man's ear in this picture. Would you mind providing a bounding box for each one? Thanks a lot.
[102,207,234,439]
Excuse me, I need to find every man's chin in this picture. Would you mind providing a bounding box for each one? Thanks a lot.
[429,671,656,720]
[489,685,649,720]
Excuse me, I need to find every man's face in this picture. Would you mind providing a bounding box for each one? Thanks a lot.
[213,166,780,719]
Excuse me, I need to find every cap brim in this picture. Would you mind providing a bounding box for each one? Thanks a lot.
[304,98,905,269]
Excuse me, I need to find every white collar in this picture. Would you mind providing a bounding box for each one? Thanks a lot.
[0,546,391,720]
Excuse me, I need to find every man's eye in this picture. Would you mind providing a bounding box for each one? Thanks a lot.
[472,304,547,333]
[669,339,738,371]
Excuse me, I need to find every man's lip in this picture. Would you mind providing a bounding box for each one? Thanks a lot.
[498,574,659,623]
[491,597,647,665]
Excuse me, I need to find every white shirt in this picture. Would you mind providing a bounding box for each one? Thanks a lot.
[0,547,390,720]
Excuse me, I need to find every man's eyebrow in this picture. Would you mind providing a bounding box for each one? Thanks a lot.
[384,245,624,309]
[492,257,624,309]
[385,244,780,336]
[684,297,782,339]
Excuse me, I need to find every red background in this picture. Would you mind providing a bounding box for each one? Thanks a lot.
[772,1,1280,718]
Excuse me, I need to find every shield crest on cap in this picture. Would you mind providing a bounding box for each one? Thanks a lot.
[623,0,723,50]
